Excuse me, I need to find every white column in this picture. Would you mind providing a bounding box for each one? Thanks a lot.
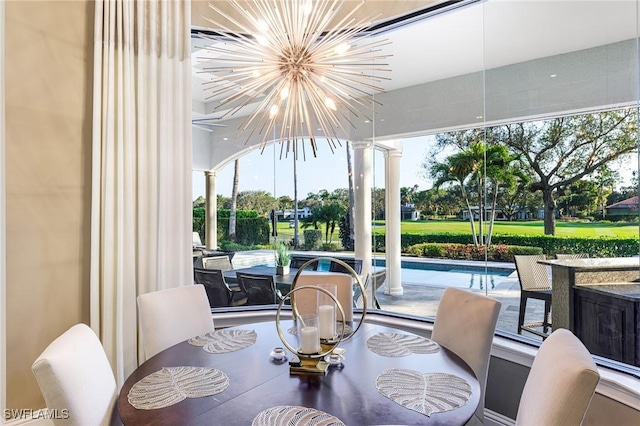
[385,150,403,295]
[205,170,217,249]
[352,141,372,293]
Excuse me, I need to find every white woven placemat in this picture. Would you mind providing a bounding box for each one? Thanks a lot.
[252,406,345,426]
[128,366,229,410]
[366,332,439,357]
[188,329,257,353]
[376,368,472,416]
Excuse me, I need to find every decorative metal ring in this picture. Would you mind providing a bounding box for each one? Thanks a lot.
[275,285,346,360]
[289,257,367,341]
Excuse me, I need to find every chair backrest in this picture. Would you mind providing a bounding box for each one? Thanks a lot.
[371,268,387,292]
[556,253,588,260]
[194,268,233,308]
[294,272,354,321]
[329,258,363,274]
[353,273,370,309]
[236,272,278,305]
[31,324,116,426]
[514,254,551,291]
[516,329,600,425]
[431,287,501,424]
[202,255,233,271]
[137,284,214,359]
[290,256,318,270]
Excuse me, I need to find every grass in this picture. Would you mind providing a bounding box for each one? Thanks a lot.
[274,219,639,243]
[373,220,639,239]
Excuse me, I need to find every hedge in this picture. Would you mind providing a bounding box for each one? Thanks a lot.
[373,233,639,258]
[406,243,542,261]
[217,214,270,246]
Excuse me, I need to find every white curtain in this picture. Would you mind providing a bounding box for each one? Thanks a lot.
[91,0,192,385]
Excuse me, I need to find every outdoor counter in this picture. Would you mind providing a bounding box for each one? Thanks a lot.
[539,257,640,366]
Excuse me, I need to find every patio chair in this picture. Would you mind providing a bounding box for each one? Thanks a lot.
[329,258,363,274]
[513,254,552,338]
[236,272,282,305]
[354,270,384,309]
[290,256,318,270]
[431,287,501,425]
[202,255,233,271]
[515,329,599,425]
[194,268,247,308]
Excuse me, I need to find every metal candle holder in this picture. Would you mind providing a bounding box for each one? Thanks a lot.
[275,285,346,375]
[289,257,367,341]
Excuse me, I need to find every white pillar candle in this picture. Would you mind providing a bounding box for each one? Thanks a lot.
[300,326,320,354]
[318,305,336,339]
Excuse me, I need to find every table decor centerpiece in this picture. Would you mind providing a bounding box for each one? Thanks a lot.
[275,285,345,375]
[275,242,291,275]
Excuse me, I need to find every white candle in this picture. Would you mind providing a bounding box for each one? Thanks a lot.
[318,305,336,339]
[300,326,320,354]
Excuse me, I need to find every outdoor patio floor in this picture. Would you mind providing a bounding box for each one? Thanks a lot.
[232,250,548,343]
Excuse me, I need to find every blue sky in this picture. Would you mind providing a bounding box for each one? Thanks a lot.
[192,135,637,201]
[193,136,436,200]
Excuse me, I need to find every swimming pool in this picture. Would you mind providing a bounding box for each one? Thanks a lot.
[372,259,514,291]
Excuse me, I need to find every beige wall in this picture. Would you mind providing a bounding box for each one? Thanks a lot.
[5,0,93,409]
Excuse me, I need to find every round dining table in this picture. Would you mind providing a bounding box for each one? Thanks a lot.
[117,320,480,425]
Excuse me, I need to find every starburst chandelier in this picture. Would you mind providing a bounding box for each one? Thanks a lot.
[197,0,390,158]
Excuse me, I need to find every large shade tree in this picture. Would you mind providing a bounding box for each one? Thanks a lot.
[497,109,637,234]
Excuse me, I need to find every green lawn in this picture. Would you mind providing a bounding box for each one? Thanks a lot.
[374,220,639,239]
[274,219,639,242]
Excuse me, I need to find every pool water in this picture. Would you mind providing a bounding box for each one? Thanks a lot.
[298,256,513,291]
[399,267,510,290]
[373,259,513,291]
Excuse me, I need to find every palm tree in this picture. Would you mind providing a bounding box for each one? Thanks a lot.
[229,159,240,242]
[431,153,479,246]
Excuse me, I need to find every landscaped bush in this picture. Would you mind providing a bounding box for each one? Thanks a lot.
[405,242,543,261]
[217,210,270,246]
[380,233,639,258]
[321,243,339,251]
[303,229,323,250]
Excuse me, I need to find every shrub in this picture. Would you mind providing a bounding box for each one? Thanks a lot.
[378,233,639,258]
[303,229,323,250]
[405,242,543,261]
[321,243,339,251]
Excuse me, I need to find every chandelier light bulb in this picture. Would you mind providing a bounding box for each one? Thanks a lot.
[269,104,280,119]
[198,0,391,158]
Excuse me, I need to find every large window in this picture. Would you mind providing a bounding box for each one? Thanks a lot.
[192,0,639,372]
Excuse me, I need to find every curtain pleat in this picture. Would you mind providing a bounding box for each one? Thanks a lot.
[91,0,192,385]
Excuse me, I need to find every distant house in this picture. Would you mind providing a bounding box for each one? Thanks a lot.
[461,206,543,221]
[274,207,312,221]
[606,196,639,216]
[401,204,420,220]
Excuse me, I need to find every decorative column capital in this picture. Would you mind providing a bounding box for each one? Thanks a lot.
[351,140,373,151]
[205,170,217,178]
[384,149,403,159]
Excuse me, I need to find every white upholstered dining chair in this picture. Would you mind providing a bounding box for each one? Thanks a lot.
[431,287,501,425]
[292,272,354,322]
[137,284,214,359]
[515,328,600,426]
[31,323,117,426]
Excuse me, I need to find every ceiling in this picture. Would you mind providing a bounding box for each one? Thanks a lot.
[190,0,639,132]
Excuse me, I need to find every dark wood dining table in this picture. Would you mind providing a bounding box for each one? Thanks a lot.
[117,321,480,425]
